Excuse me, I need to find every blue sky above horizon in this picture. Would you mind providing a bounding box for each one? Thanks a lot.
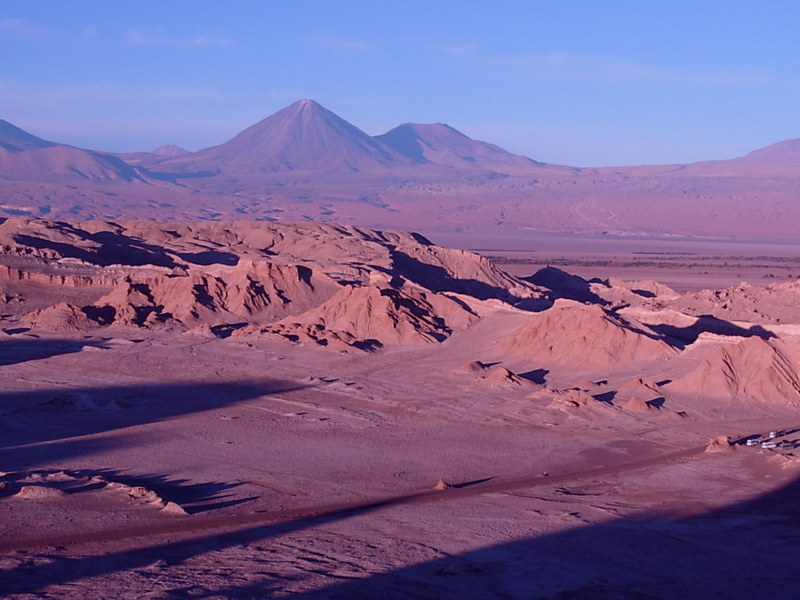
[2,1,799,166]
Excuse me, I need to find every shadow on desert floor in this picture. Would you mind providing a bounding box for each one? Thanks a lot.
[0,337,109,366]
[2,467,800,598]
[0,376,309,471]
[0,468,254,514]
[649,316,776,347]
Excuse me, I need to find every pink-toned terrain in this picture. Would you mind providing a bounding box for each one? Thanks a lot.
[2,97,800,598]
[3,100,800,243]
[2,218,800,598]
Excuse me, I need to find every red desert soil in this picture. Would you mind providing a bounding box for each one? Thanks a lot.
[2,217,800,599]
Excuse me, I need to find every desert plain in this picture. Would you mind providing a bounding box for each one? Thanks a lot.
[1,217,800,599]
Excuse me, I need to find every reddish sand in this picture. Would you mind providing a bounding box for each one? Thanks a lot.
[2,218,800,598]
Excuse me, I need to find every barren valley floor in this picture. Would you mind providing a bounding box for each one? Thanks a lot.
[1,223,800,599]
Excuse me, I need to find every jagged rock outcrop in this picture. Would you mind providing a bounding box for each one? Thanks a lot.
[88,261,340,327]
[258,281,479,351]
[4,219,540,342]
[22,302,95,331]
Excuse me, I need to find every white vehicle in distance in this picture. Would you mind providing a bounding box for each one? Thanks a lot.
[769,430,782,439]
[745,439,761,446]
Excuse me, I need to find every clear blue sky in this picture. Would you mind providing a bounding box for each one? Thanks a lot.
[2,1,799,166]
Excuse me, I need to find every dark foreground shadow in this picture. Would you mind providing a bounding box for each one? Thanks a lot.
[0,337,111,366]
[3,466,800,598]
[238,472,800,599]
[0,379,308,471]
[75,469,253,514]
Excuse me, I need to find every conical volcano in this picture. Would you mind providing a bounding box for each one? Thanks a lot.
[176,99,411,175]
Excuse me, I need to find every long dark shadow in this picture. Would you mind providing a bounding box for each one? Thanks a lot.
[232,471,800,599]
[0,379,310,470]
[2,463,799,597]
[0,482,460,593]
[0,337,108,366]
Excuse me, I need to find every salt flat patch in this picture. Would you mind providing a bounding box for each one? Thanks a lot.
[100,337,139,347]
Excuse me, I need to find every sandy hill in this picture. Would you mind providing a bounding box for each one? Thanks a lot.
[495,299,676,370]
[0,218,544,304]
[616,378,664,401]
[22,302,96,331]
[84,260,341,327]
[670,279,800,325]
[666,336,800,404]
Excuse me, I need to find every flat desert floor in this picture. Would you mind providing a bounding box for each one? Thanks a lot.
[443,233,800,291]
[2,223,800,599]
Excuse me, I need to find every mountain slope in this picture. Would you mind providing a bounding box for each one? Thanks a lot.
[376,122,543,174]
[0,120,144,183]
[737,138,800,165]
[159,99,413,176]
[0,146,144,182]
[3,103,800,241]
[0,119,57,152]
[671,137,800,177]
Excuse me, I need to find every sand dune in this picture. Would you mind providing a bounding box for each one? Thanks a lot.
[667,336,800,404]
[616,378,665,403]
[495,299,676,370]
[671,280,800,324]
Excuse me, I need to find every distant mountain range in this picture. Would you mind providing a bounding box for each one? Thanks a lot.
[0,119,141,182]
[1,99,799,242]
[118,99,551,179]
